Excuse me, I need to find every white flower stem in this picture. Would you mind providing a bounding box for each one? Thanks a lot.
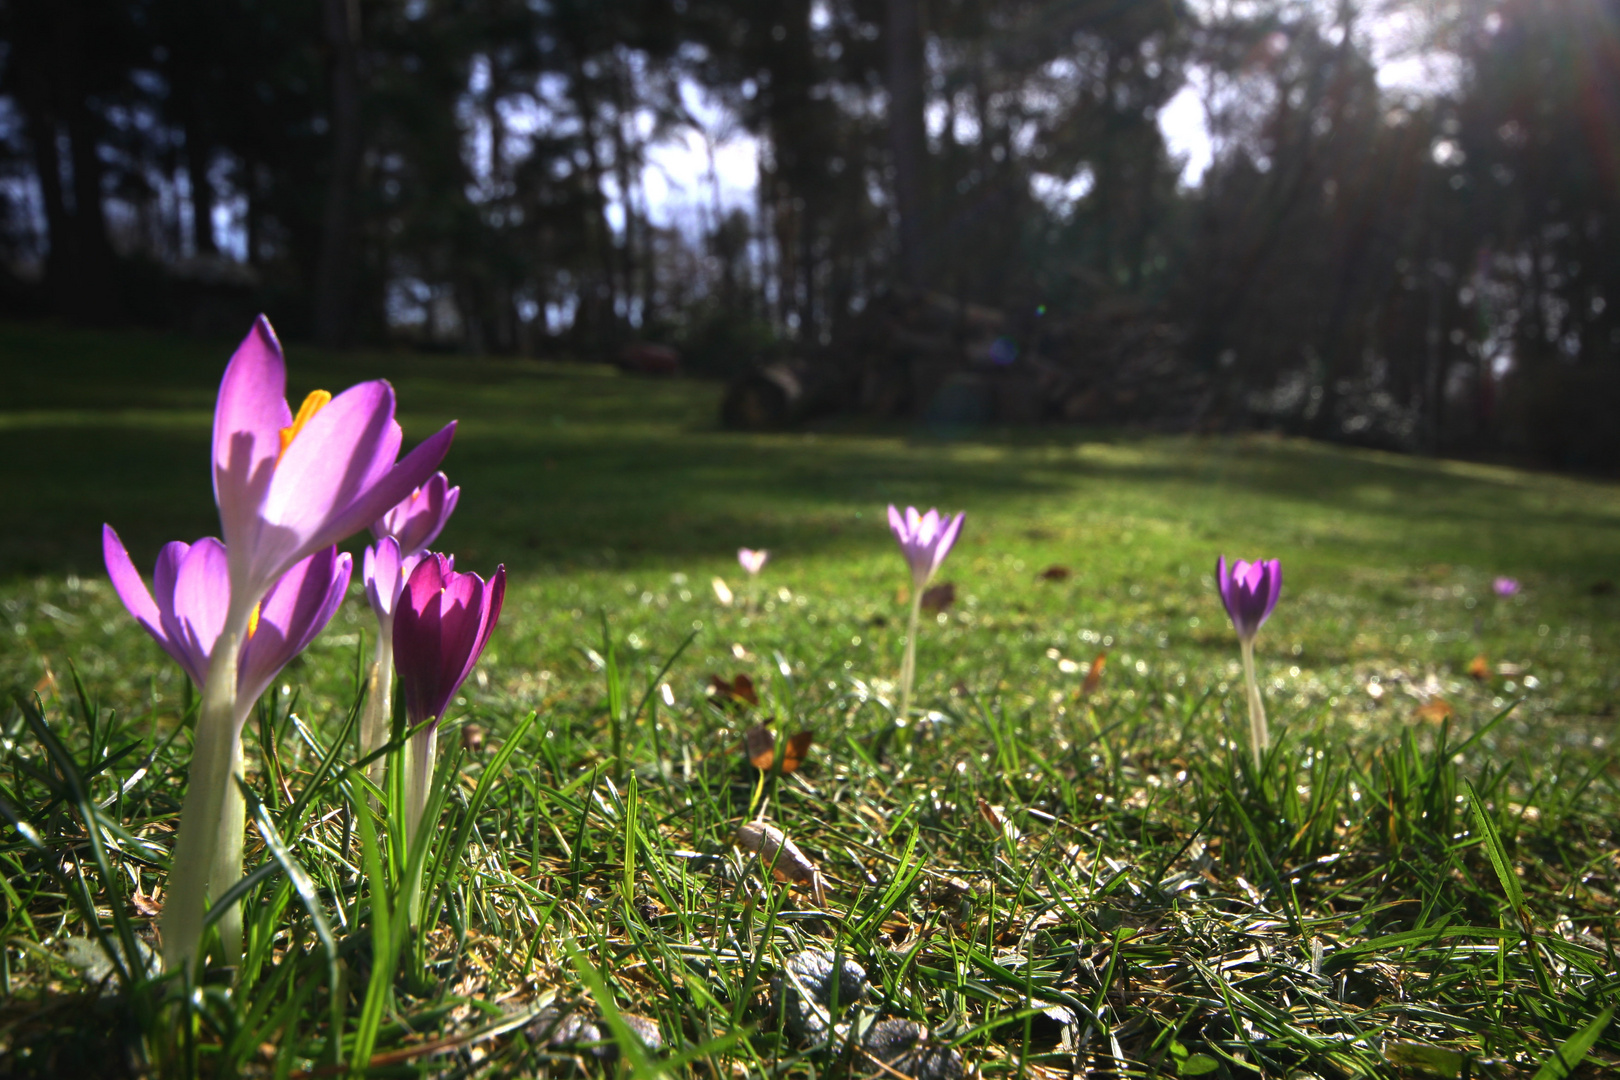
[359,627,394,788]
[1240,636,1269,770]
[162,621,248,974]
[402,723,438,930]
[898,587,923,727]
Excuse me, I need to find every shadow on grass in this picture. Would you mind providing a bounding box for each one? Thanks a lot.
[4,320,1619,585]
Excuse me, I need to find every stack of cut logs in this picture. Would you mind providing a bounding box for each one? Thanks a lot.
[721,288,1209,431]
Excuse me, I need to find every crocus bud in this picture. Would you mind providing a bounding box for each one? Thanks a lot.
[1215,556,1282,642]
[393,553,505,727]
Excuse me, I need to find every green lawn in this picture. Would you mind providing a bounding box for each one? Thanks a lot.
[2,321,1618,1077]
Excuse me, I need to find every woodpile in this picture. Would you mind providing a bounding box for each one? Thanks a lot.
[721,288,1208,430]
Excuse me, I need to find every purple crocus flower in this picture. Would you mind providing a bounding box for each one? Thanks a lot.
[392,553,505,846]
[212,316,456,619]
[887,505,965,587]
[738,548,769,576]
[1493,576,1520,597]
[372,471,460,557]
[394,554,505,727]
[1215,556,1282,642]
[102,525,352,710]
[118,315,455,974]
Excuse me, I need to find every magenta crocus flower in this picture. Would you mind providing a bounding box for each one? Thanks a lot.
[1215,556,1282,642]
[1215,555,1282,769]
[213,316,456,620]
[392,553,505,849]
[373,471,460,556]
[1493,576,1520,597]
[103,525,352,706]
[738,548,769,576]
[394,554,504,728]
[887,506,965,587]
[359,476,462,772]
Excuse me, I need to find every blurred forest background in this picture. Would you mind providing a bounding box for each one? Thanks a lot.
[1,0,1617,466]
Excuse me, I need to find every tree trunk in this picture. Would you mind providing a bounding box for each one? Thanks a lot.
[185,124,217,256]
[885,0,928,289]
[13,30,71,310]
[314,0,363,347]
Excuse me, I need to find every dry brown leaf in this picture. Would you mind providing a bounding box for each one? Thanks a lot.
[1081,652,1107,695]
[1414,699,1453,723]
[920,582,956,614]
[735,821,827,906]
[780,730,814,774]
[744,725,814,773]
[976,797,1021,843]
[708,673,759,705]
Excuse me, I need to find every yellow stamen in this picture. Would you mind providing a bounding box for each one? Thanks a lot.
[278,390,332,461]
[246,602,262,640]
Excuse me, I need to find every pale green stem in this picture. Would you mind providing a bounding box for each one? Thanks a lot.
[162,617,250,974]
[402,723,438,929]
[359,625,394,788]
[897,587,923,727]
[1240,636,1269,770]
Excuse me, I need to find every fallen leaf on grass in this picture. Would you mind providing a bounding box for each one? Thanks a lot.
[708,673,758,705]
[1038,565,1072,581]
[744,724,814,773]
[976,797,1021,843]
[735,821,827,906]
[1414,700,1453,723]
[1081,653,1107,696]
[920,582,956,614]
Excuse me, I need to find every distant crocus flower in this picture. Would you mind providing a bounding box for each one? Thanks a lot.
[887,505,965,728]
[127,314,455,975]
[103,525,350,963]
[738,548,769,576]
[888,506,965,588]
[393,553,505,851]
[1493,576,1520,597]
[1216,556,1282,769]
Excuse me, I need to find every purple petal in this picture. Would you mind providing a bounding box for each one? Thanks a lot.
[394,555,451,723]
[238,548,352,706]
[930,511,965,578]
[373,472,460,555]
[167,538,230,682]
[364,537,404,621]
[213,318,293,572]
[104,526,213,685]
[391,558,503,726]
[103,525,167,644]
[248,382,402,588]
[1260,560,1283,624]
